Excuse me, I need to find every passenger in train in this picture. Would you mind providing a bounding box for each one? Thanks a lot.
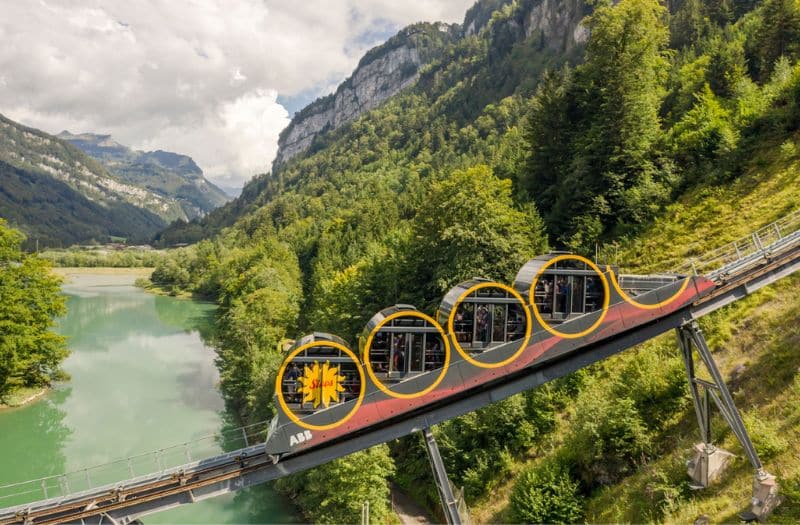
[393,345,406,374]
[286,363,301,402]
[556,277,568,313]
[455,305,474,343]
[391,333,404,373]
[543,278,553,313]
[476,305,491,343]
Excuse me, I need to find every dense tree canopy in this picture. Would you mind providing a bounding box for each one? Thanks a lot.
[0,219,68,398]
[523,0,673,250]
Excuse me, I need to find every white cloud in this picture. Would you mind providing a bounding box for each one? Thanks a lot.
[0,0,474,187]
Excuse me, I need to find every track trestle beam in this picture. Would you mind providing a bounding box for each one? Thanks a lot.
[676,322,780,521]
[421,427,465,525]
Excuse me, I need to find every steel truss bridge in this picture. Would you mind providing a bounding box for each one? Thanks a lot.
[2,210,800,525]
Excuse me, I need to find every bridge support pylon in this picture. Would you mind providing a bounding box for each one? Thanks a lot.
[677,322,781,522]
[421,427,467,525]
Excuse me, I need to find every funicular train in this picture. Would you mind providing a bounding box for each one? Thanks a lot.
[266,253,714,455]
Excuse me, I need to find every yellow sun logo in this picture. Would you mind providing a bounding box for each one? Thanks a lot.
[297,361,346,409]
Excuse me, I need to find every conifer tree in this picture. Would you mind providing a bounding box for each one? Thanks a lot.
[564,0,671,248]
[755,0,800,77]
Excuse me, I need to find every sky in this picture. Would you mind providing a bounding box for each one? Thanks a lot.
[0,1,474,188]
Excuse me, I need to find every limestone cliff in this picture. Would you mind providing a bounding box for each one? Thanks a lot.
[274,23,458,166]
[273,0,592,167]
[521,0,591,52]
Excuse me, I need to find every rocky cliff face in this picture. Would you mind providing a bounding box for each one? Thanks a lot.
[522,0,591,52]
[274,23,458,166]
[463,0,514,36]
[273,0,591,168]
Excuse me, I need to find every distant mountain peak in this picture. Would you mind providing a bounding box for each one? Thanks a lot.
[58,131,230,219]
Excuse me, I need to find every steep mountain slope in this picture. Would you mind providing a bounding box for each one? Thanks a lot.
[468,137,800,524]
[58,132,229,219]
[0,114,171,247]
[0,161,162,248]
[154,0,590,246]
[274,22,460,166]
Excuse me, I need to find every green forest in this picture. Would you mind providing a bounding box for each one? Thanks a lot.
[146,0,800,522]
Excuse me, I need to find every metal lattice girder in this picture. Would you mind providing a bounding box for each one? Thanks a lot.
[676,322,779,521]
[678,322,764,474]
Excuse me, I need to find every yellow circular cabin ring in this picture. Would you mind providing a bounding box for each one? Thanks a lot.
[607,266,690,310]
[364,311,451,399]
[447,282,532,369]
[276,340,365,431]
[530,254,610,339]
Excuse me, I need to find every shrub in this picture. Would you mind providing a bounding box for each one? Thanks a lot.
[742,411,788,460]
[439,393,553,499]
[611,347,688,431]
[566,393,652,488]
[276,445,396,524]
[509,461,584,524]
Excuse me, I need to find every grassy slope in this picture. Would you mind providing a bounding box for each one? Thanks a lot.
[617,136,800,274]
[469,135,800,523]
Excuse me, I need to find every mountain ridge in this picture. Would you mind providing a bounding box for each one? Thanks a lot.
[273,22,461,166]
[58,131,230,219]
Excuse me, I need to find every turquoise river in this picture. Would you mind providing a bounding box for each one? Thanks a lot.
[0,273,296,524]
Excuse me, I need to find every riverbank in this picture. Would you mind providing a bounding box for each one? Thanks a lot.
[135,276,213,301]
[0,386,48,410]
[137,280,196,299]
[51,267,154,280]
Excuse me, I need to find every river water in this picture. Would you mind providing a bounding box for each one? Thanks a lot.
[0,273,296,524]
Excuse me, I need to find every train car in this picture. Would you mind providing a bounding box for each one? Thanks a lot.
[264,253,716,457]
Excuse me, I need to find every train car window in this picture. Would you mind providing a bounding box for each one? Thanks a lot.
[367,318,446,379]
[280,350,360,414]
[454,302,474,344]
[308,345,341,357]
[452,286,528,353]
[570,275,585,313]
[390,333,406,373]
[476,287,507,298]
[533,259,607,323]
[409,335,424,372]
[554,277,569,314]
[492,304,506,342]
[424,336,444,371]
[475,304,492,344]
[363,310,451,399]
[507,303,526,340]
[365,312,449,397]
[554,259,585,270]
[534,275,555,314]
[585,276,602,312]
